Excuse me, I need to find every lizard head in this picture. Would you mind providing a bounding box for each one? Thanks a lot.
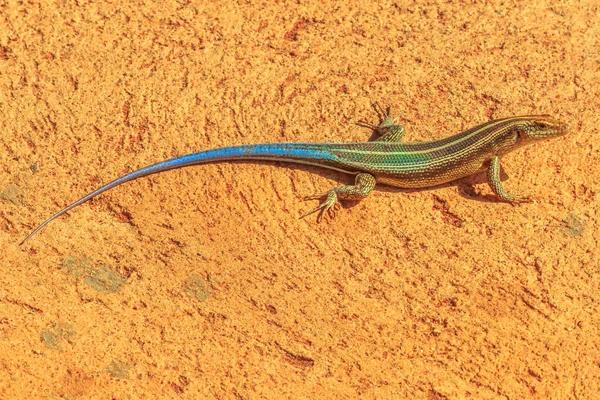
[513,115,570,143]
[491,115,569,157]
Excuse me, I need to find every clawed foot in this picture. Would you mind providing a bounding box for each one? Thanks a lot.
[356,103,405,142]
[356,102,402,133]
[504,195,533,205]
[300,191,341,222]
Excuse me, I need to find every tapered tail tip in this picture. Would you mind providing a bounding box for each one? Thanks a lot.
[20,234,33,246]
[20,227,41,246]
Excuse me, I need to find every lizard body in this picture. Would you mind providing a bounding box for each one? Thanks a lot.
[21,105,569,244]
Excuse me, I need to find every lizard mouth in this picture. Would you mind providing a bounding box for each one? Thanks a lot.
[553,119,570,135]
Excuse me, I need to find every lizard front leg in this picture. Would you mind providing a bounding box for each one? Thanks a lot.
[487,156,532,203]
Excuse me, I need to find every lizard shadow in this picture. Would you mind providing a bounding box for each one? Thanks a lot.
[374,170,510,204]
[261,163,513,209]
[220,161,519,217]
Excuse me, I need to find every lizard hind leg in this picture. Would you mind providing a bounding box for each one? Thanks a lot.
[300,173,377,222]
[356,103,405,142]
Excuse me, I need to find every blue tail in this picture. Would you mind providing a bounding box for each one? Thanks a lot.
[21,143,340,244]
[144,143,338,172]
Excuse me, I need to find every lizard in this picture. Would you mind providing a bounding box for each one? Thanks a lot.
[21,104,570,244]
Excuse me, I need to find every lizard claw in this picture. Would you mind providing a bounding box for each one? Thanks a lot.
[303,192,327,201]
[507,195,533,205]
[357,103,403,134]
[357,103,388,131]
[300,191,339,222]
[495,191,534,205]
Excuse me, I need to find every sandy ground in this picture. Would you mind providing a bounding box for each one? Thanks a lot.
[1,1,598,398]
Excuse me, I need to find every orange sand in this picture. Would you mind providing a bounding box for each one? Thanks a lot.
[1,1,598,398]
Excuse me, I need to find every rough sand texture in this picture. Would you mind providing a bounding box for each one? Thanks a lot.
[1,1,598,398]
